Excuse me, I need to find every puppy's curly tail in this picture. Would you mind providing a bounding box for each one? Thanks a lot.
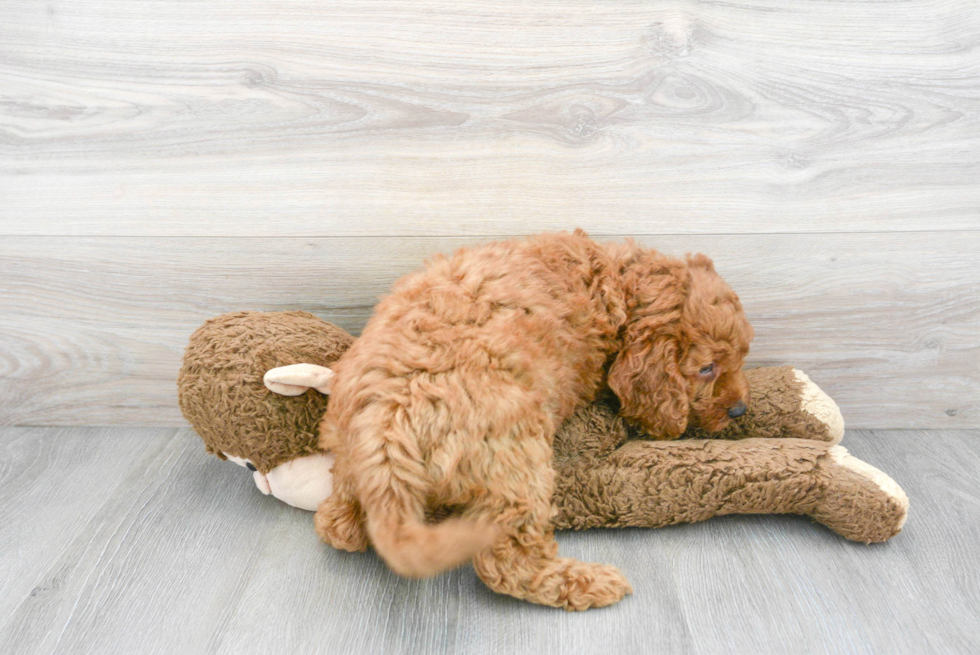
[355,422,501,579]
[367,510,501,579]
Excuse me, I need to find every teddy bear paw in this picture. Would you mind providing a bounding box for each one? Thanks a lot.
[793,369,845,445]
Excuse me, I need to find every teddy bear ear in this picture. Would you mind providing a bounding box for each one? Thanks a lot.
[263,363,335,396]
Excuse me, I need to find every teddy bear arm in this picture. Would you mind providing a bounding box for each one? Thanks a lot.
[682,367,844,444]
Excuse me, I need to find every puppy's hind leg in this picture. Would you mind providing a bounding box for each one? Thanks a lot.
[474,524,632,611]
[469,427,632,610]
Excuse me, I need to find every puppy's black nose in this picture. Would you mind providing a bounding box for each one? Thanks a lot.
[728,401,747,419]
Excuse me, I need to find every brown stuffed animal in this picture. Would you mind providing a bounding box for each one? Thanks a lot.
[178,311,907,544]
[178,311,352,509]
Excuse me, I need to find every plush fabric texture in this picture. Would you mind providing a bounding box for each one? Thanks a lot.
[550,366,836,467]
[178,309,906,605]
[551,402,907,543]
[177,311,354,474]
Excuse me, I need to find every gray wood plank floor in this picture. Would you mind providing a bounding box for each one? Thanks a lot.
[1,428,977,654]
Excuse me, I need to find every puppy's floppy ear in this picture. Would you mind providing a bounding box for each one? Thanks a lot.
[686,252,716,272]
[607,332,690,439]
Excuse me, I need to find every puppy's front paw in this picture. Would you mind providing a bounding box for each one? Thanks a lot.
[314,495,368,552]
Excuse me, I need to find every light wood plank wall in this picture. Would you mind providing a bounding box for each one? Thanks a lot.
[1,0,978,428]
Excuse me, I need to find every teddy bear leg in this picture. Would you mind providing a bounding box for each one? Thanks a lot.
[553,439,827,530]
[552,438,907,544]
[811,445,908,543]
[314,483,368,552]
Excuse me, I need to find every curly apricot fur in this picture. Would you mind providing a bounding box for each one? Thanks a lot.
[315,231,752,609]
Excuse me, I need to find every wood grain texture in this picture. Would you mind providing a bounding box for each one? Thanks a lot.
[672,428,980,653]
[2,0,978,236]
[1,232,977,428]
[0,427,164,623]
[0,427,977,654]
[0,429,283,655]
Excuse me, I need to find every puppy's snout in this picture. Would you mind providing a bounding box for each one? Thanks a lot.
[727,401,747,419]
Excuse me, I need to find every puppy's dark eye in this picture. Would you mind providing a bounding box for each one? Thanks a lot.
[245,462,257,472]
[698,364,715,377]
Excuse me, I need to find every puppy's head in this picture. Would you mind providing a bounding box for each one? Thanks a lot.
[608,252,753,439]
